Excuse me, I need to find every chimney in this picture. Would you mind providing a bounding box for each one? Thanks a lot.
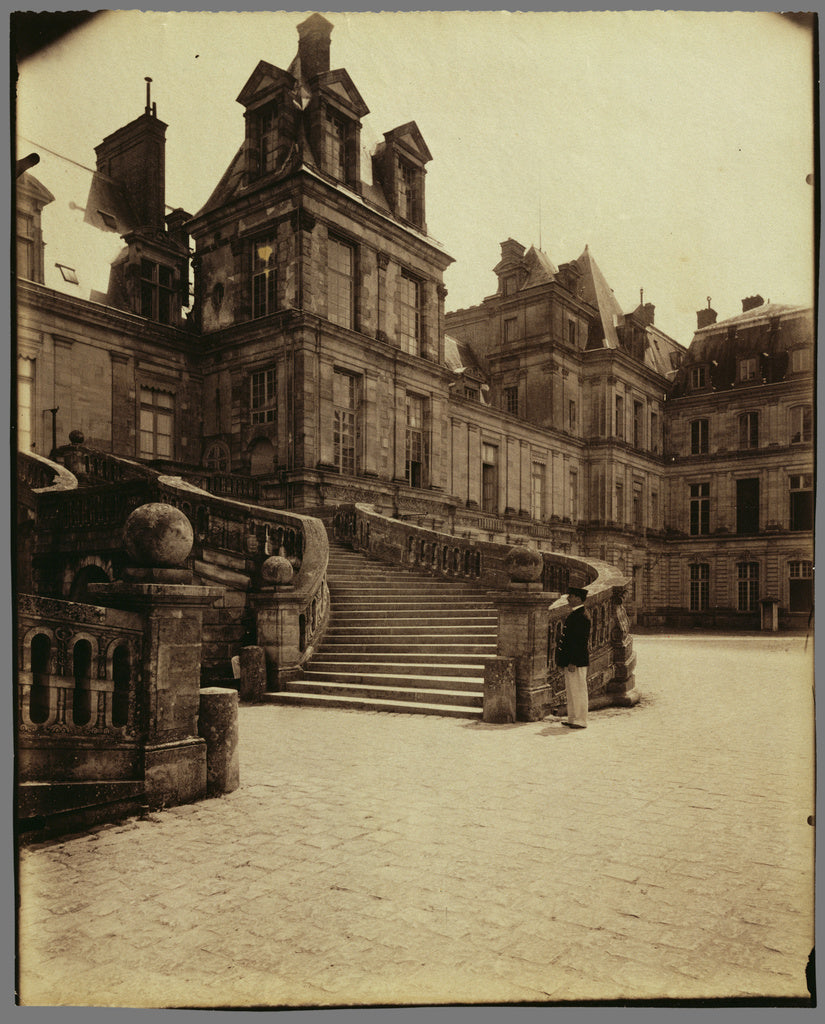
[742,294,765,313]
[95,86,167,230]
[297,13,333,80]
[697,297,717,330]
[500,238,526,263]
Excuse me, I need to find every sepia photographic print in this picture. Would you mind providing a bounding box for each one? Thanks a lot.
[13,8,816,1009]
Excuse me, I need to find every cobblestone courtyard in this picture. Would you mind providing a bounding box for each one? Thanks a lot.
[17,633,815,1007]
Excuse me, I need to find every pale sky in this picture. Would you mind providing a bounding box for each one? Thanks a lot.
[15,9,815,344]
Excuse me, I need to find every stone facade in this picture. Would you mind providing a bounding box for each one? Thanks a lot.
[15,13,813,628]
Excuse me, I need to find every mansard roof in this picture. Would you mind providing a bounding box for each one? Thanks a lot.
[521,245,558,288]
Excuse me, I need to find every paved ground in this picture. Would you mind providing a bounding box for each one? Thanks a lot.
[17,633,815,1008]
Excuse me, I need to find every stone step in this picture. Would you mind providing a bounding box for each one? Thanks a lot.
[307,657,491,677]
[324,625,497,638]
[301,668,485,690]
[263,691,482,719]
[281,678,483,704]
[321,642,497,655]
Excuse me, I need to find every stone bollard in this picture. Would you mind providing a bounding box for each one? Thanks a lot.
[483,657,516,723]
[198,688,240,796]
[239,646,268,702]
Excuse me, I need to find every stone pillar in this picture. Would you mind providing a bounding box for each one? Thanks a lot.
[483,657,516,724]
[198,687,240,795]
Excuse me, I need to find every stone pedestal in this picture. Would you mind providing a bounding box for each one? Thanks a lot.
[90,575,221,809]
[239,646,268,701]
[198,687,239,795]
[249,590,303,689]
[491,582,556,722]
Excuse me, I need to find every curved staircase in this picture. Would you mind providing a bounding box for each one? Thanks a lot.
[264,542,497,718]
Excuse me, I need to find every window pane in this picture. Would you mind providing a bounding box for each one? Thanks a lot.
[328,237,354,329]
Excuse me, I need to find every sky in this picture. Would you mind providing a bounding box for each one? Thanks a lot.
[14,9,816,344]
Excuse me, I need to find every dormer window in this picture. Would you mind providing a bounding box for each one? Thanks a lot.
[324,108,347,181]
[397,157,422,226]
[254,102,279,176]
[791,348,811,373]
[690,365,708,390]
[739,357,757,382]
[140,259,175,324]
[503,275,517,296]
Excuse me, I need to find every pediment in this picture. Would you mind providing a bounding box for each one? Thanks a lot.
[316,69,369,119]
[236,61,296,108]
[383,121,433,165]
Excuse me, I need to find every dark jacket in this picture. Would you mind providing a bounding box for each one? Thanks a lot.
[556,606,591,668]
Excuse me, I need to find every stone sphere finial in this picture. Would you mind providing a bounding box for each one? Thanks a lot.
[68,429,85,445]
[261,555,294,587]
[504,544,544,583]
[124,503,194,567]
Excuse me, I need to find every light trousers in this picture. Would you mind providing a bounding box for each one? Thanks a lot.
[565,665,589,726]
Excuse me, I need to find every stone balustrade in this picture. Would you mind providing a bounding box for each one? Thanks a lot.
[332,502,637,721]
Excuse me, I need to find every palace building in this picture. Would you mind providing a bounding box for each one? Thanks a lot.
[16,13,814,629]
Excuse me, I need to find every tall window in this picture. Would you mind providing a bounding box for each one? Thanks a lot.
[789,474,813,531]
[250,368,277,425]
[252,237,277,318]
[789,561,813,613]
[650,411,660,454]
[689,482,710,536]
[650,490,659,529]
[140,259,174,324]
[789,404,812,444]
[739,357,757,382]
[405,394,427,487]
[632,481,643,530]
[324,109,346,180]
[615,481,624,524]
[398,271,421,355]
[736,477,759,534]
[397,158,421,224]
[738,411,759,450]
[333,370,361,475]
[569,469,578,521]
[504,317,518,343]
[531,463,545,520]
[254,103,278,175]
[568,319,576,346]
[17,357,35,451]
[633,401,644,448]
[504,386,519,416]
[17,212,36,280]
[737,562,760,612]
[690,418,709,455]
[139,388,173,459]
[615,395,624,439]
[481,443,498,513]
[689,563,709,611]
[328,236,354,330]
[568,400,577,433]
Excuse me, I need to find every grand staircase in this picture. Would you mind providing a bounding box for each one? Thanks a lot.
[264,541,498,718]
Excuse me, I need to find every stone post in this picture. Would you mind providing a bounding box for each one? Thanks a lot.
[239,645,268,701]
[198,687,239,795]
[90,503,221,810]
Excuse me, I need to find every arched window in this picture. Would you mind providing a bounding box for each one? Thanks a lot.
[69,565,109,602]
[203,441,230,473]
[72,640,93,726]
[112,645,131,728]
[30,633,51,724]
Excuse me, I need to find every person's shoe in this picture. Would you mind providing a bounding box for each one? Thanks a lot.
[563,722,586,729]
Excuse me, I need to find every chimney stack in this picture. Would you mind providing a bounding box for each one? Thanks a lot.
[696,298,717,330]
[500,238,526,263]
[297,13,333,80]
[742,294,765,313]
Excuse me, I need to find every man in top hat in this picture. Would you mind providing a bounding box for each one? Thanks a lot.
[556,585,591,728]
